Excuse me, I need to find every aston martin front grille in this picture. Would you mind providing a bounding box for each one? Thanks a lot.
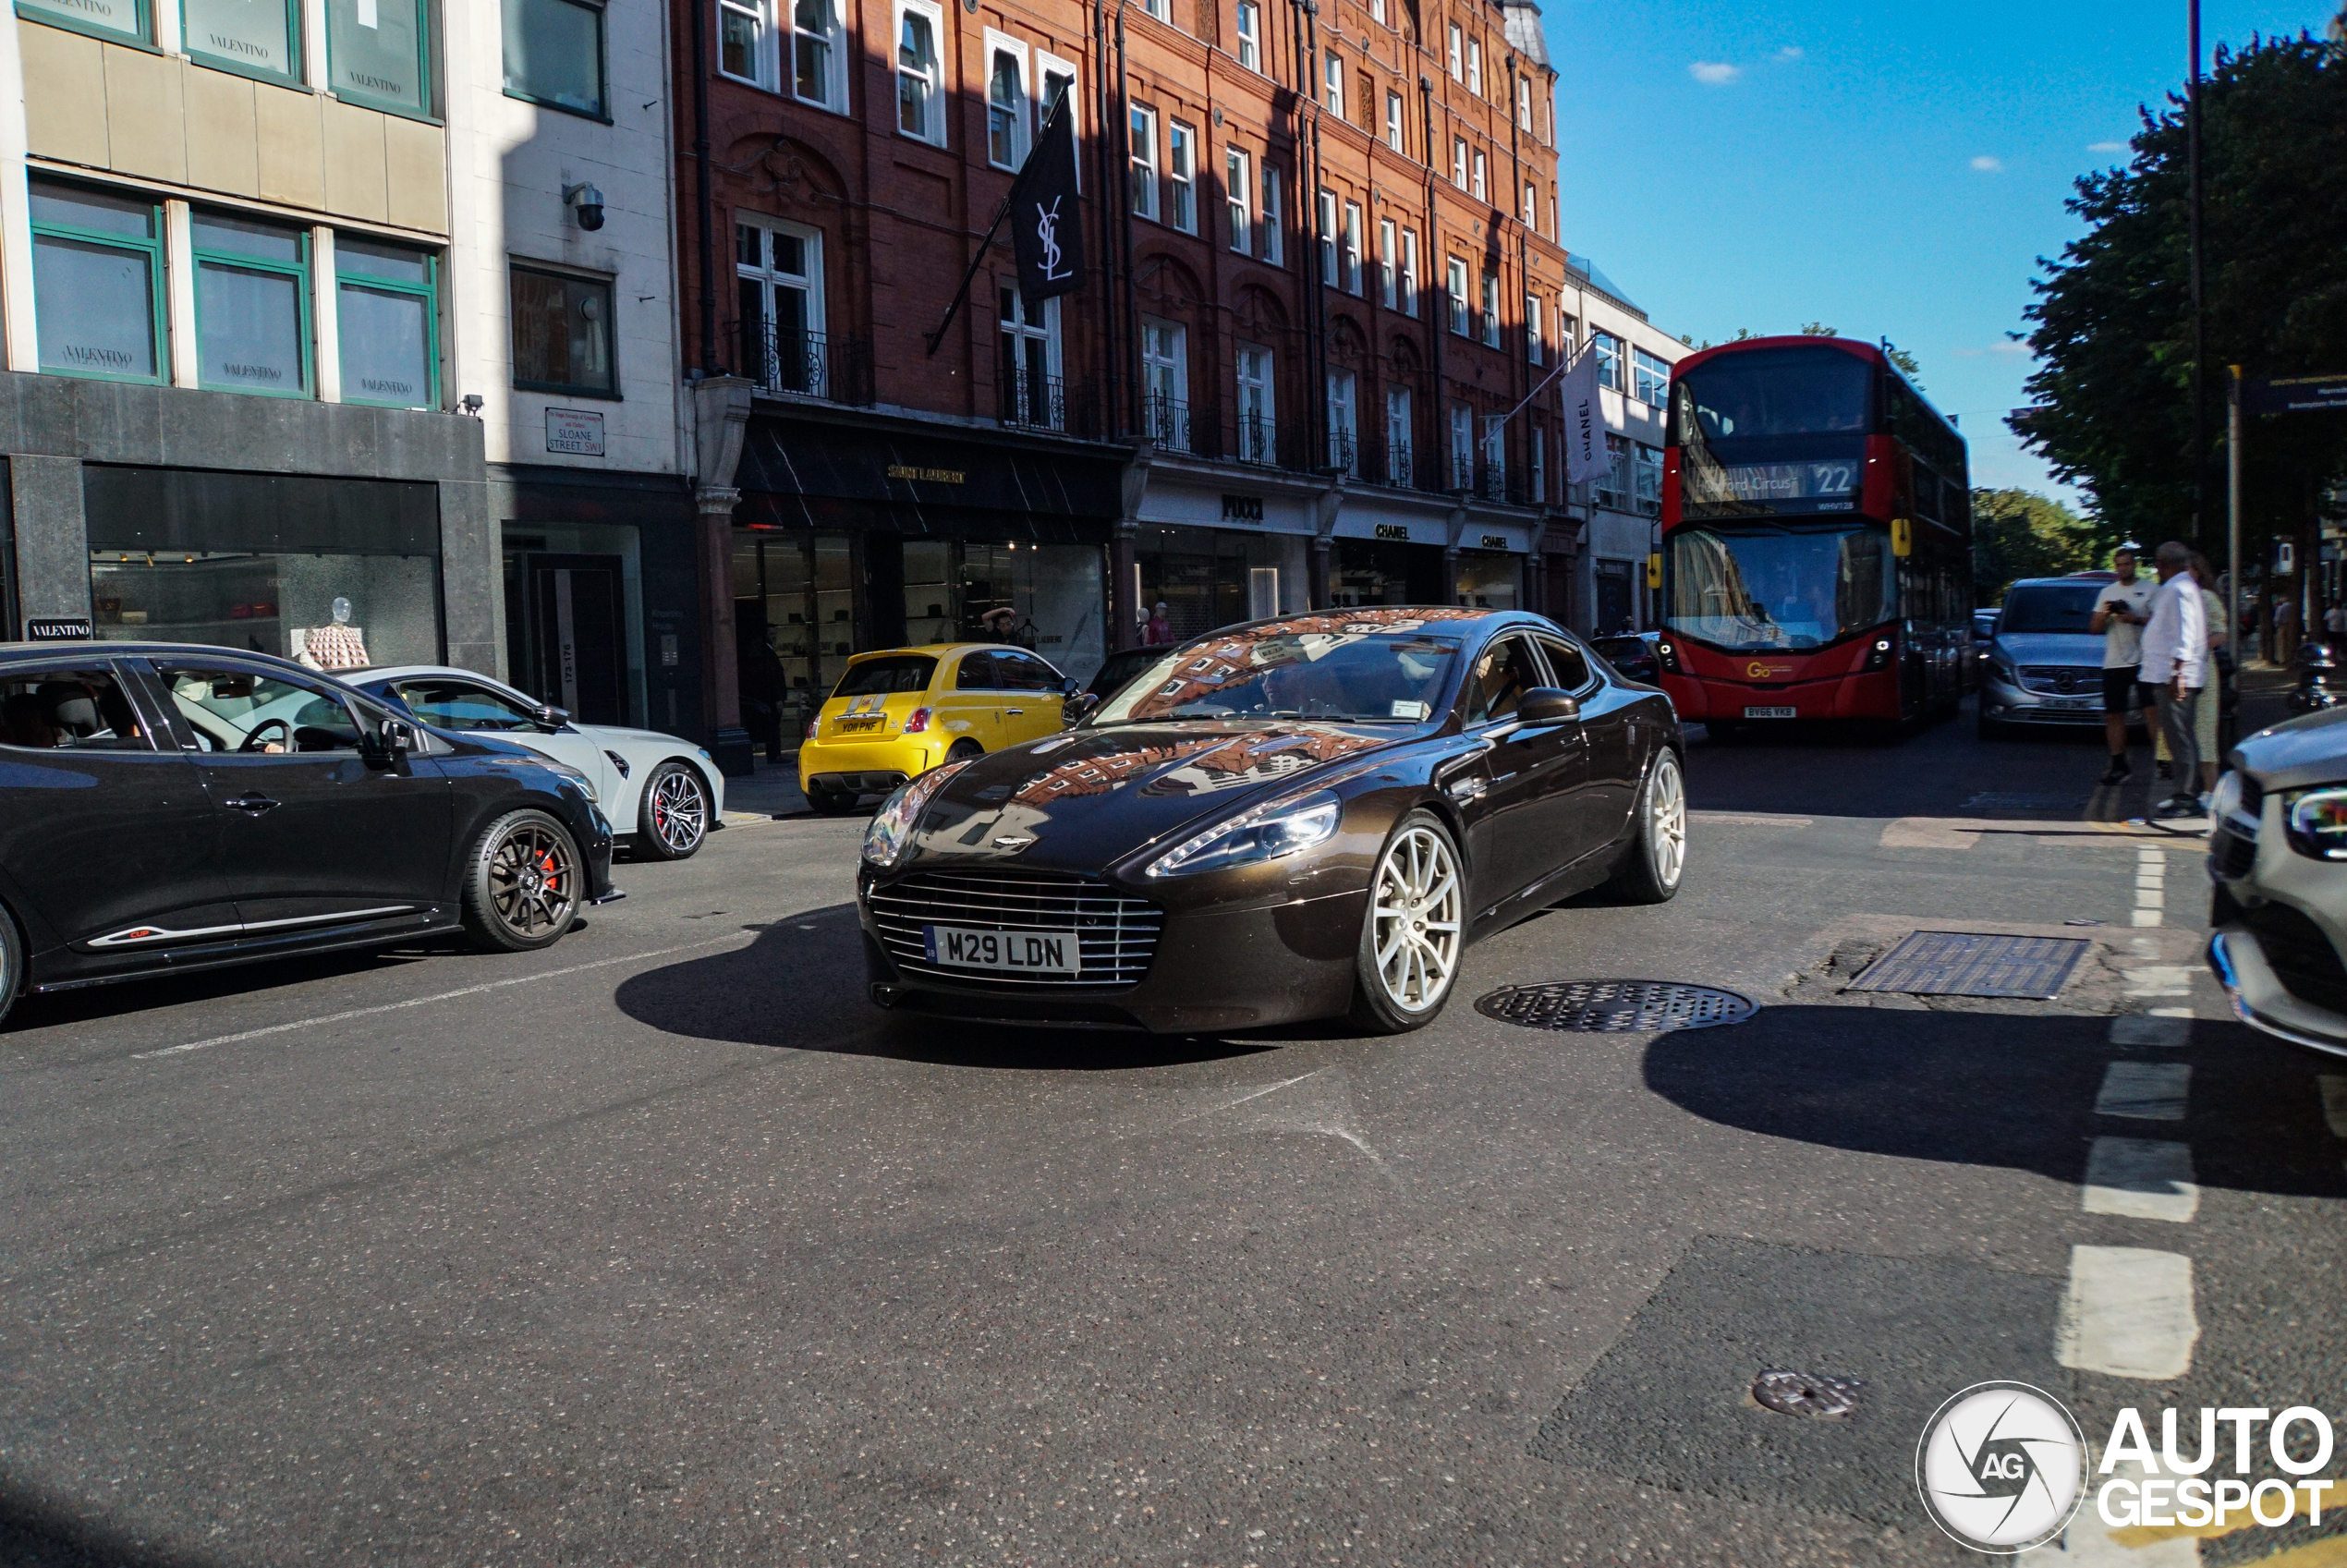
[867,871,1163,989]
[2018,665,2098,696]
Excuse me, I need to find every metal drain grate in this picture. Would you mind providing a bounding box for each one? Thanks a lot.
[1476,980,1757,1033]
[1844,930,2088,1000]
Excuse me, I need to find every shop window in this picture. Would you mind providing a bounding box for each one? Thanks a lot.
[736,531,857,739]
[18,0,142,44]
[186,0,299,81]
[1456,552,1521,612]
[193,212,310,397]
[337,236,438,408]
[511,264,614,396]
[504,0,605,117]
[325,0,431,115]
[736,217,823,395]
[1248,566,1280,620]
[29,182,164,385]
[894,0,944,145]
[91,550,442,665]
[902,540,955,647]
[986,35,1028,169]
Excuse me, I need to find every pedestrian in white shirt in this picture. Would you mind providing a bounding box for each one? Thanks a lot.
[2088,543,2157,784]
[2139,541,2207,819]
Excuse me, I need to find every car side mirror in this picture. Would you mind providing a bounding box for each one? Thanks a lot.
[533,703,570,731]
[1061,675,1082,697]
[1062,691,1102,728]
[1519,687,1581,726]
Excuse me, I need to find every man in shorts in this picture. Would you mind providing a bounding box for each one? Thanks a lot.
[2089,543,2158,785]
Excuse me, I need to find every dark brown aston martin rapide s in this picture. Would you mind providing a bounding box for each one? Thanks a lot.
[855,607,1687,1034]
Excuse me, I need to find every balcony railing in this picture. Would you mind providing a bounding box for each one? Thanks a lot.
[999,367,1066,432]
[1235,411,1279,466]
[1328,426,1359,478]
[1449,449,1476,492]
[1479,464,1508,503]
[1142,392,1191,454]
[739,322,872,406]
[1382,440,1413,488]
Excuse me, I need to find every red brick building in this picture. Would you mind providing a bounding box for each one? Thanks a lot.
[669,0,1676,767]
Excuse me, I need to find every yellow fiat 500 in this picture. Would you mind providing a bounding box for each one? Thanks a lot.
[798,643,1076,813]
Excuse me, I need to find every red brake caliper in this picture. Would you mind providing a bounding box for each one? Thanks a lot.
[539,848,561,892]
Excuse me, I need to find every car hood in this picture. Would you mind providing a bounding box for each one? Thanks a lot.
[583,724,699,752]
[905,721,1410,871]
[1992,632,2104,667]
[2233,705,2347,790]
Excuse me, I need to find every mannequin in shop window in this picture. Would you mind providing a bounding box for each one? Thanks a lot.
[293,597,370,672]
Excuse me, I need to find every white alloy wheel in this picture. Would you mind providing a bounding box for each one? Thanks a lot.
[1648,752,1687,890]
[1370,821,1464,1015]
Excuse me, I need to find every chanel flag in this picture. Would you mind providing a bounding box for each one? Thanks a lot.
[1560,342,1609,488]
[1011,97,1085,303]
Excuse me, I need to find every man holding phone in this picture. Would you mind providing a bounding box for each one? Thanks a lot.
[2090,542,2158,784]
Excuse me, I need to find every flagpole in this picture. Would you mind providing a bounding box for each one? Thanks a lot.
[1502,339,1580,424]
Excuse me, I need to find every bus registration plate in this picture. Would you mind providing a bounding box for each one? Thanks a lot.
[1744,706,1797,719]
[923,924,1081,976]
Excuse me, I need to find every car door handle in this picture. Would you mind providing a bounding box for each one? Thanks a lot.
[1003,708,1024,716]
[222,794,280,815]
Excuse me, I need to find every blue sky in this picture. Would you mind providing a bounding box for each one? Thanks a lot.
[1544,0,2341,513]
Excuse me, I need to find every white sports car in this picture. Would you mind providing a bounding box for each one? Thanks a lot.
[351,665,724,860]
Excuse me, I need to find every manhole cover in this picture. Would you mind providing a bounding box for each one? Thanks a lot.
[1843,931,2088,1000]
[1752,1368,1865,1418]
[1475,980,1757,1033]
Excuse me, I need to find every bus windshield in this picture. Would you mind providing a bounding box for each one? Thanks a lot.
[1672,346,1874,443]
[1666,525,1894,650]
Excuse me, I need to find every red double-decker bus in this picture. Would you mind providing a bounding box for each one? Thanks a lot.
[1653,336,1971,734]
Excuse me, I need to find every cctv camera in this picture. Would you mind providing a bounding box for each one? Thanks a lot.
[564,182,606,231]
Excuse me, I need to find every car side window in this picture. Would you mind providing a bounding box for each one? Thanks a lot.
[393,680,538,731]
[159,666,362,754]
[1536,636,1596,693]
[995,651,1061,692]
[1462,636,1541,725]
[955,652,1002,691]
[0,664,152,751]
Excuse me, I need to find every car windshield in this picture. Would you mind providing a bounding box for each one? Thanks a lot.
[832,655,937,698]
[1090,614,1471,725]
[1665,525,1893,650]
[1997,584,2103,635]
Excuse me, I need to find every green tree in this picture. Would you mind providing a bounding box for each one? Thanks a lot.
[1972,487,2104,602]
[2017,34,2347,556]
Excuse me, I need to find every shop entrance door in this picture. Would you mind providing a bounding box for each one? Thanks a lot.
[519,555,627,725]
[1594,562,1636,636]
[734,531,859,748]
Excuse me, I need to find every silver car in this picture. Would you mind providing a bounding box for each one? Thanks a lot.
[2206,711,2347,1056]
[1976,576,2120,738]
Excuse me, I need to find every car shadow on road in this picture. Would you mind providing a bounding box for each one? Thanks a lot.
[0,1481,217,1568]
[613,902,1278,1071]
[1643,1002,2345,1199]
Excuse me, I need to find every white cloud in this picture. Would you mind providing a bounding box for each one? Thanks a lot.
[1953,343,2034,359]
[1774,45,1804,61]
[1970,155,2005,172]
[2088,140,2127,152]
[1688,60,1742,85]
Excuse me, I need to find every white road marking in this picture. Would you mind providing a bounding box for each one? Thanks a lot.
[2055,1245,2200,1380]
[2110,1015,2192,1047]
[2061,1446,2201,1564]
[130,936,747,1061]
[2122,966,2195,994]
[2083,1136,2200,1222]
[2319,1075,2347,1139]
[2134,887,2165,908]
[2131,909,2165,927]
[1689,811,1815,828]
[2096,1062,2192,1120]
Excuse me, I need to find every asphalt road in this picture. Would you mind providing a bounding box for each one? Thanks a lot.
[4,702,2343,1567]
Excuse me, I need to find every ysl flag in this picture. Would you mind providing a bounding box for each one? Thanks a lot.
[1011,96,1086,303]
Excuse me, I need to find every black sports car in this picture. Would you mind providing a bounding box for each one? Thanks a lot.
[857,608,1686,1034]
[0,642,619,1027]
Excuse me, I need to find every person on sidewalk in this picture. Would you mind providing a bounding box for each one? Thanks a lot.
[2140,541,2208,820]
[2089,543,2157,785]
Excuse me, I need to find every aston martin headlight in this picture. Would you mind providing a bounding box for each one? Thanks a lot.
[861,761,969,869]
[2283,785,2347,860]
[1146,791,1342,879]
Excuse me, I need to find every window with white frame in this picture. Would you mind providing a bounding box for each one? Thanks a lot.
[894,0,944,144]
[1235,343,1274,461]
[1317,189,1337,286]
[1226,146,1253,252]
[1633,346,1670,407]
[1129,106,1160,220]
[1169,122,1198,232]
[1142,0,1167,21]
[1466,36,1481,94]
[1140,317,1187,447]
[986,35,1029,170]
[1635,441,1663,517]
[1341,201,1362,295]
[1324,52,1344,116]
[1367,0,1382,23]
[1472,150,1487,202]
[1516,75,1531,130]
[736,215,823,394]
[718,0,772,88]
[1598,431,1629,508]
[1446,21,1461,79]
[998,282,1062,427]
[1400,227,1418,316]
[1039,55,1079,183]
[1521,182,1536,228]
[1377,217,1396,308]
[1449,404,1474,489]
[1261,164,1283,263]
[1385,384,1412,483]
[1234,0,1259,69]
[1384,90,1404,152]
[1593,330,1621,390]
[1559,311,1577,354]
[1482,415,1504,487]
[792,0,845,108]
[1480,270,1499,347]
[1451,138,1467,189]
[1327,369,1358,473]
[1445,256,1468,336]
[1526,293,1541,364]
